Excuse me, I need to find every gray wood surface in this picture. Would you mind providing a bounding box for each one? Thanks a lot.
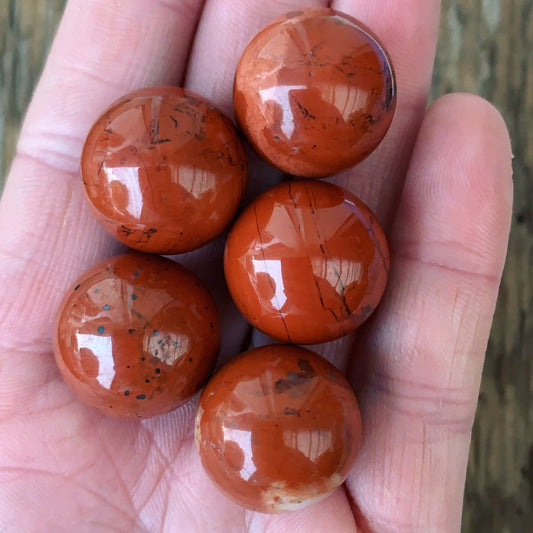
[0,1,531,530]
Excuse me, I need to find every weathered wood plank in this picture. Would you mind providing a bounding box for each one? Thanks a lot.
[0,0,66,184]
[0,1,531,531]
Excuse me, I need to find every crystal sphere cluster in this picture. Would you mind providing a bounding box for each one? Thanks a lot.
[53,8,396,513]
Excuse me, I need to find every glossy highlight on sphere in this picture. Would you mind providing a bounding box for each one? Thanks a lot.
[53,253,220,418]
[195,344,362,513]
[234,8,396,177]
[224,181,389,344]
[81,86,247,254]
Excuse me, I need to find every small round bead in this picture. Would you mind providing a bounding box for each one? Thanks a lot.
[81,86,247,254]
[224,180,389,344]
[195,344,362,513]
[234,8,396,177]
[53,252,220,418]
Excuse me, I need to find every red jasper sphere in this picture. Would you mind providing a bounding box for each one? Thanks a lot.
[234,8,396,177]
[53,252,220,418]
[195,344,362,513]
[224,181,389,344]
[81,86,247,254]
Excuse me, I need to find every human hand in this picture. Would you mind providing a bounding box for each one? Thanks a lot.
[0,1,512,532]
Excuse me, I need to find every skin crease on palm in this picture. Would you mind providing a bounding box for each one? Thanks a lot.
[0,0,512,531]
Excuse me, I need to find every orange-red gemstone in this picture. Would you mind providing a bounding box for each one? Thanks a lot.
[195,344,362,513]
[234,8,396,177]
[53,252,220,418]
[81,86,247,254]
[224,180,389,344]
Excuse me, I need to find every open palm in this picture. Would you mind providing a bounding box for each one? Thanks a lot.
[0,1,512,532]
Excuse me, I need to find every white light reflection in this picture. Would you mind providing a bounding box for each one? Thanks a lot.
[106,166,143,219]
[258,83,372,139]
[319,84,371,122]
[258,85,306,139]
[222,426,256,481]
[251,258,287,310]
[173,165,217,201]
[310,256,361,295]
[283,429,333,464]
[76,333,114,389]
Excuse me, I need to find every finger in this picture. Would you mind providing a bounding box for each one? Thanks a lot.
[0,0,205,350]
[329,0,441,224]
[18,0,206,175]
[186,0,328,116]
[345,94,513,532]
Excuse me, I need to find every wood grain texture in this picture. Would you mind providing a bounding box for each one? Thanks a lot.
[0,1,531,531]
[0,0,66,183]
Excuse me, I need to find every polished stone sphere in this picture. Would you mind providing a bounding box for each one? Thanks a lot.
[195,344,362,513]
[224,180,389,344]
[234,8,396,177]
[81,87,247,254]
[53,252,220,418]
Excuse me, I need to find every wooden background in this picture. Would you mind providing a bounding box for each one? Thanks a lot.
[0,1,531,531]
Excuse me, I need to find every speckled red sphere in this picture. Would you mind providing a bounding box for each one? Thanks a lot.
[53,252,220,418]
[195,344,362,513]
[81,86,247,254]
[234,8,396,177]
[224,180,389,344]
